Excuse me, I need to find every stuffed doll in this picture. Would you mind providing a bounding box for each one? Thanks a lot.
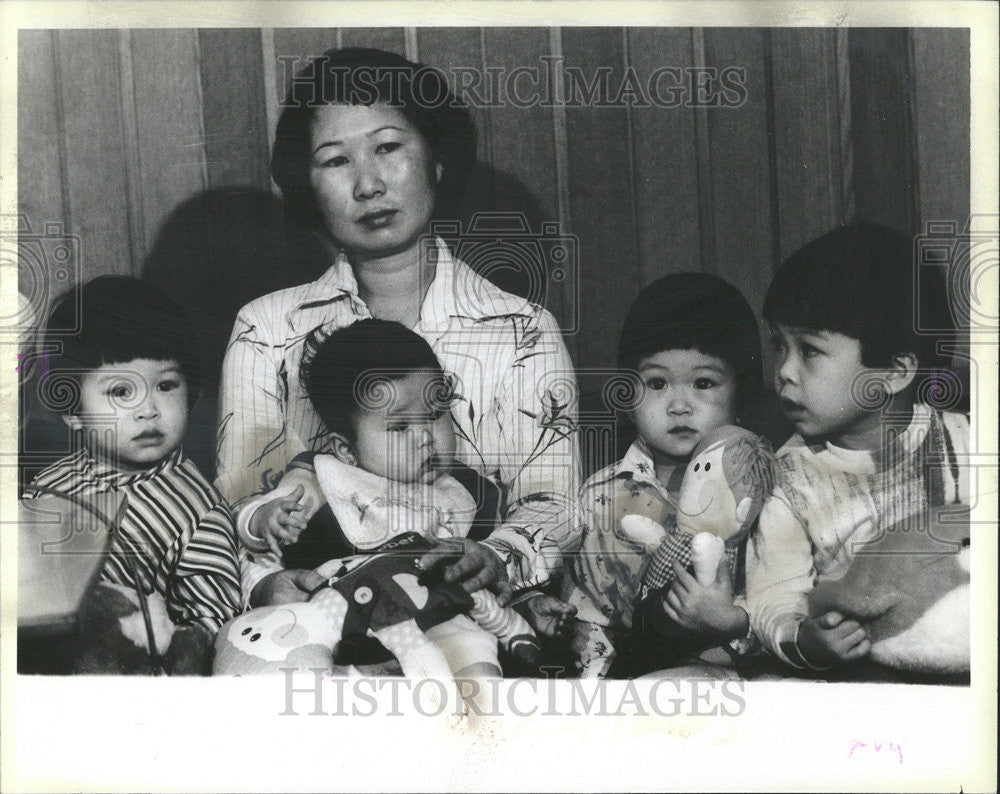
[234,453,543,674]
[636,425,776,596]
[214,532,537,714]
[809,505,970,676]
[612,425,776,675]
[18,490,212,675]
[74,584,213,675]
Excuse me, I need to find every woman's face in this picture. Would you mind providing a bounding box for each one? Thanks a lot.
[309,103,442,259]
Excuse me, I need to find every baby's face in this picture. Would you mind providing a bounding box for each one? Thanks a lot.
[65,358,188,472]
[630,348,738,468]
[351,369,457,484]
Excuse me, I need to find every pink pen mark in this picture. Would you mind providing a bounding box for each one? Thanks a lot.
[849,739,904,764]
[14,351,51,380]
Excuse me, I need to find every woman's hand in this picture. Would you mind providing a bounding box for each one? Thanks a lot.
[661,558,749,639]
[249,569,327,607]
[418,538,513,605]
[249,484,309,556]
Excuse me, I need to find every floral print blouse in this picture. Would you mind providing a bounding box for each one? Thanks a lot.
[216,238,581,600]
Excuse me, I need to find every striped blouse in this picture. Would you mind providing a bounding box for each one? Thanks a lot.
[216,238,581,599]
[24,446,242,634]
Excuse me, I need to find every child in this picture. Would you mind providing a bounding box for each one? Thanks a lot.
[23,276,242,668]
[561,272,765,676]
[746,223,969,675]
[236,319,542,677]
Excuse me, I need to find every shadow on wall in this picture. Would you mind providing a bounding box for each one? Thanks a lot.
[143,187,333,385]
[19,188,333,488]
[452,162,555,303]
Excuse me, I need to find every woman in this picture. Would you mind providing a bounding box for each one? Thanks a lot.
[216,48,580,611]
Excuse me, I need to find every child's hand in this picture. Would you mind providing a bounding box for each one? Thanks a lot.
[525,594,577,639]
[661,558,749,639]
[797,611,871,668]
[249,484,308,556]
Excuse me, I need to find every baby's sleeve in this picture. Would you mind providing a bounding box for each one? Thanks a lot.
[234,456,326,606]
[745,488,817,668]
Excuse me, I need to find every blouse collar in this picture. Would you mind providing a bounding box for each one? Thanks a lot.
[286,236,534,343]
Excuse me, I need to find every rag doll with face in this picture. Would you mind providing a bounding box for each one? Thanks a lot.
[614,425,776,676]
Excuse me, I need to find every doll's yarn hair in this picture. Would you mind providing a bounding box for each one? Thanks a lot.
[716,431,777,534]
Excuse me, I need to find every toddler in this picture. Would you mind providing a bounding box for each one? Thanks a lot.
[23,276,242,669]
[562,272,766,676]
[746,223,969,675]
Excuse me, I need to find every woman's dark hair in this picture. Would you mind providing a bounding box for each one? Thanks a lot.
[43,275,202,410]
[271,47,477,233]
[763,222,948,369]
[618,272,763,413]
[301,318,445,440]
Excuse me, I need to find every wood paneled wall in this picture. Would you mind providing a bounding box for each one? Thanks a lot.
[18,27,970,376]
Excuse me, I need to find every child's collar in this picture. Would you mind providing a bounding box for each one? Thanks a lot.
[618,439,683,495]
[818,403,935,472]
[81,445,184,487]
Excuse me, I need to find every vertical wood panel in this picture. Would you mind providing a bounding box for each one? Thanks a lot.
[627,28,701,284]
[17,31,73,303]
[691,29,716,276]
[770,28,845,262]
[118,31,146,271]
[849,28,920,235]
[417,27,494,217]
[339,28,406,53]
[55,30,133,277]
[15,27,970,378]
[702,28,775,323]
[479,29,559,219]
[270,28,341,106]
[478,28,570,327]
[561,27,638,370]
[129,29,207,257]
[197,29,270,191]
[912,28,969,229]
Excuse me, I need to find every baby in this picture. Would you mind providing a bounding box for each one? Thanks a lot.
[237,319,540,677]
